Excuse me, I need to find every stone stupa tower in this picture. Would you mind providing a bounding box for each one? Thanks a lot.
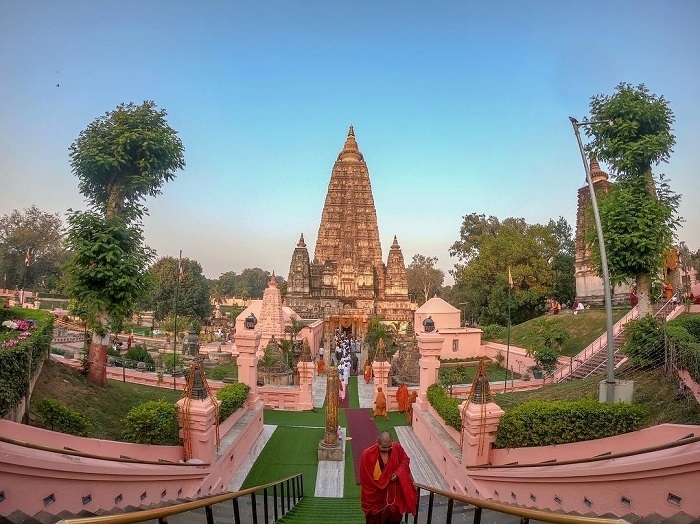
[574,154,630,305]
[287,126,413,333]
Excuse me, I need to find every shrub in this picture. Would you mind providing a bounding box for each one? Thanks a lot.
[34,398,89,436]
[668,314,700,340]
[207,365,229,380]
[121,398,179,445]
[494,399,647,448]
[481,324,503,340]
[217,383,250,421]
[426,384,462,430]
[0,309,53,417]
[622,316,664,368]
[162,353,184,371]
[124,345,154,365]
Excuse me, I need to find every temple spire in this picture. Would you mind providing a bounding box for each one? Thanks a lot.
[337,124,364,162]
[589,152,608,184]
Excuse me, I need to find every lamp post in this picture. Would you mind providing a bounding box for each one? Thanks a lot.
[569,117,616,403]
[458,302,467,327]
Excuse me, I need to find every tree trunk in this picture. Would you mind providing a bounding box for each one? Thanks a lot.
[87,331,110,387]
[636,273,653,317]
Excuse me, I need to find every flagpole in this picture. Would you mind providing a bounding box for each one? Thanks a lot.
[173,250,181,390]
[504,268,512,392]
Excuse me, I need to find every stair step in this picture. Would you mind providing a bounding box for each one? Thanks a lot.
[276,497,365,524]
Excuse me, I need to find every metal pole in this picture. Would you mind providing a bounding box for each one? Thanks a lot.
[173,250,181,390]
[504,280,511,392]
[569,117,616,403]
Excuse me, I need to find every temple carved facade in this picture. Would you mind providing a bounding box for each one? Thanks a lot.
[286,126,413,329]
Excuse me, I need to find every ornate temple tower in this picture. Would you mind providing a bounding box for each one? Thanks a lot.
[287,126,413,330]
[574,154,630,306]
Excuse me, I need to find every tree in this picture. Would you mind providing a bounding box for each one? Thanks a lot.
[65,101,185,386]
[525,318,569,377]
[216,271,239,298]
[406,254,445,305]
[585,83,679,317]
[140,256,211,322]
[548,217,576,306]
[0,206,68,291]
[235,268,283,299]
[450,216,559,325]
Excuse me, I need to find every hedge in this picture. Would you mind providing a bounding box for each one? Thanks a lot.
[217,382,250,421]
[494,399,646,448]
[34,398,88,436]
[426,384,462,430]
[121,398,180,445]
[0,308,53,417]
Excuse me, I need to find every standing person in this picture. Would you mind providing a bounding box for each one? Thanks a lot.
[126,333,133,351]
[406,390,418,424]
[364,360,373,383]
[372,387,389,420]
[360,431,417,524]
[395,383,409,413]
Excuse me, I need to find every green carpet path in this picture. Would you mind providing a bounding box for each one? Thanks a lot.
[240,375,411,520]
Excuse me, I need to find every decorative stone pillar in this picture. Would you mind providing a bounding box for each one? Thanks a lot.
[372,360,390,394]
[372,338,391,396]
[176,395,220,463]
[234,329,262,404]
[459,399,504,467]
[297,361,314,411]
[319,367,343,461]
[416,332,444,407]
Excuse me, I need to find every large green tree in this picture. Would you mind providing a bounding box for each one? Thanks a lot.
[406,254,445,305]
[585,83,679,317]
[65,101,185,386]
[450,215,567,325]
[140,256,211,322]
[0,205,67,291]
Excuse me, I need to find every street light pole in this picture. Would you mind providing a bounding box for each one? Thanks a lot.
[569,117,616,403]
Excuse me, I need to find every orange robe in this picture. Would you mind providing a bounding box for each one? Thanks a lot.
[317,358,325,375]
[364,361,372,383]
[360,442,417,520]
[396,384,409,412]
[373,389,388,419]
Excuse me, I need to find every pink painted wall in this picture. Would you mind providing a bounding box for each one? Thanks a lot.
[411,401,700,518]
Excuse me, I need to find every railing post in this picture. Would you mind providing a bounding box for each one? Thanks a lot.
[263,487,269,523]
[473,506,482,524]
[205,505,214,524]
[250,492,257,524]
[273,485,278,521]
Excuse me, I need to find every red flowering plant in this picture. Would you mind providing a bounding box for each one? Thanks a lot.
[1,318,37,348]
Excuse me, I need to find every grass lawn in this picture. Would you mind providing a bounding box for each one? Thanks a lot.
[30,358,181,440]
[491,308,629,356]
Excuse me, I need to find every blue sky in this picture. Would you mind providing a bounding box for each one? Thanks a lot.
[1,1,699,284]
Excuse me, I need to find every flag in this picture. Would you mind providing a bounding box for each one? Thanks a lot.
[24,249,30,267]
[508,267,513,288]
[178,251,184,283]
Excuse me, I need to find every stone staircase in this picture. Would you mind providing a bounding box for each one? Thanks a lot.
[275,497,365,523]
[568,300,679,380]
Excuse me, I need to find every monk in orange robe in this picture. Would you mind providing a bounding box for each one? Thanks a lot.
[406,390,418,424]
[364,360,373,383]
[372,387,389,420]
[360,431,417,523]
[317,356,325,375]
[395,383,409,413]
